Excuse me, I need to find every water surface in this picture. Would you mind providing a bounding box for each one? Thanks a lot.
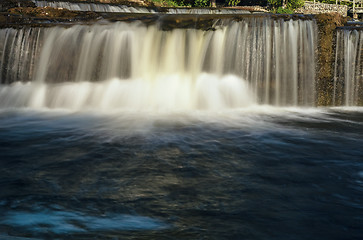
[0,107,362,239]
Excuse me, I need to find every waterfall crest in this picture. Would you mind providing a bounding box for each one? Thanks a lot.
[0,18,317,110]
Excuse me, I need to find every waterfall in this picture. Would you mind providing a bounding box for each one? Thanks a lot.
[31,0,250,14]
[0,28,43,84]
[334,28,363,106]
[0,17,317,110]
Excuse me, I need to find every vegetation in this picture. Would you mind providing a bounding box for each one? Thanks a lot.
[319,0,353,6]
[275,6,294,13]
[151,0,243,7]
[151,0,180,7]
[227,0,241,7]
[194,0,209,7]
[268,0,304,12]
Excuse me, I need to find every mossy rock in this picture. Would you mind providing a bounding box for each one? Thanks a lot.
[314,13,347,106]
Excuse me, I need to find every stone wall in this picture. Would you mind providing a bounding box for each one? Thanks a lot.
[296,1,348,17]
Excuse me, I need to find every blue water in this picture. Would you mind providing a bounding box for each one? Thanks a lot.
[0,107,362,239]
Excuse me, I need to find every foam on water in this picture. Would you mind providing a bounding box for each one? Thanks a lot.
[0,105,357,145]
[1,208,168,233]
[0,75,255,110]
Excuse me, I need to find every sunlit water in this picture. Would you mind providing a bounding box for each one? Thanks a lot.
[0,107,362,239]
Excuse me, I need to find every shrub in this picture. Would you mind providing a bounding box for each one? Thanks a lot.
[194,0,209,7]
[275,6,294,13]
[228,0,241,6]
[268,0,304,11]
[286,0,304,9]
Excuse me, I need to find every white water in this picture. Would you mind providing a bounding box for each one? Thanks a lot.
[0,76,254,110]
[334,28,363,106]
[32,0,250,14]
[0,18,317,110]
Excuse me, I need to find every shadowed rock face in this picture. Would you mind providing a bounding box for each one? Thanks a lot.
[9,6,103,20]
[0,0,35,12]
[8,7,79,18]
[1,0,98,26]
[0,7,100,26]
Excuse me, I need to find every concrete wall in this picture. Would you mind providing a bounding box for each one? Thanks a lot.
[296,1,348,16]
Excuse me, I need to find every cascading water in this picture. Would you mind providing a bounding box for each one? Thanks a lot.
[0,17,317,110]
[0,28,43,84]
[334,28,363,106]
[1,11,363,240]
[32,0,250,14]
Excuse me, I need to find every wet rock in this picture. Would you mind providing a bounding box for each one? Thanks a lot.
[0,7,100,27]
[8,7,79,18]
[314,13,347,105]
[0,0,35,12]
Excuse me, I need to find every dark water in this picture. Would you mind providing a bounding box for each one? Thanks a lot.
[0,107,362,240]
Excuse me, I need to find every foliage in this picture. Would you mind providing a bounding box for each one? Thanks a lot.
[163,0,209,7]
[227,0,241,6]
[267,0,281,9]
[320,0,352,6]
[151,0,179,6]
[275,6,294,13]
[177,0,192,6]
[286,0,304,9]
[194,0,209,7]
[268,0,304,11]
